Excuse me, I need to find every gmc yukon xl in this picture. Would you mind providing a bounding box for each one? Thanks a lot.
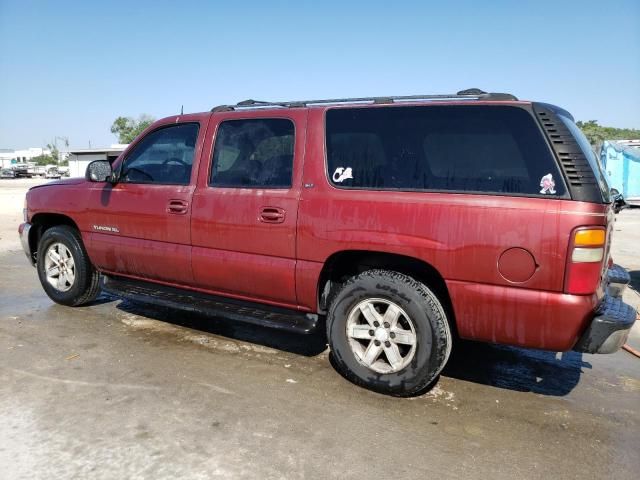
[19,89,636,396]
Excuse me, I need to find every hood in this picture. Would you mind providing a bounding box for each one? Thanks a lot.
[29,177,86,190]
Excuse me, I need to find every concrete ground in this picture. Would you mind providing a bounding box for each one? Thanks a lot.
[1,178,638,480]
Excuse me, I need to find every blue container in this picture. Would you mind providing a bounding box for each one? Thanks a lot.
[601,140,640,204]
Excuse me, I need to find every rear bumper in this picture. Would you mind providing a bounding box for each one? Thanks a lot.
[573,295,636,353]
[574,265,636,354]
[18,222,35,266]
[607,263,630,298]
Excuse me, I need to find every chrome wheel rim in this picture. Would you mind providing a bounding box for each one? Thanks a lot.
[345,298,417,374]
[44,243,75,292]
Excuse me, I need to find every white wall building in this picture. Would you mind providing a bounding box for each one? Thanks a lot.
[67,145,128,177]
[0,147,52,168]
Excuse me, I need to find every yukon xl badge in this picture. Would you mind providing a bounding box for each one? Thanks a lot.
[92,225,120,233]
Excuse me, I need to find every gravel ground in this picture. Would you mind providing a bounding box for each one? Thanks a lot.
[0,178,50,250]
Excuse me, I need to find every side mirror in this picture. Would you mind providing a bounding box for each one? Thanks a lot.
[86,160,114,183]
[609,188,626,214]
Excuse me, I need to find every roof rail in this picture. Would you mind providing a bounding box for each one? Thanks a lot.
[210,88,518,112]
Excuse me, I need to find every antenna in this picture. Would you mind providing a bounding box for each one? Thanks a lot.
[180,105,183,115]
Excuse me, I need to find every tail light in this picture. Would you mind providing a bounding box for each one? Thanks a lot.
[565,227,606,294]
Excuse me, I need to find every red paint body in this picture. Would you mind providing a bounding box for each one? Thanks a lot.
[25,102,611,351]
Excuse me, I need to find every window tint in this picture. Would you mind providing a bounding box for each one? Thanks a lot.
[120,123,199,185]
[326,106,566,196]
[210,119,294,188]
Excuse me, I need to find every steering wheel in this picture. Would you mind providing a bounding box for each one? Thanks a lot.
[123,167,153,182]
[162,157,188,167]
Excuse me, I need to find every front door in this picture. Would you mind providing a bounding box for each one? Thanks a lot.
[191,110,306,308]
[87,121,204,285]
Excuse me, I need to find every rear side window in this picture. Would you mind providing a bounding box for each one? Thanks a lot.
[326,105,567,196]
[210,119,294,188]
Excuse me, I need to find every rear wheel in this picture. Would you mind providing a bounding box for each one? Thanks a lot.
[327,269,451,396]
[36,225,101,306]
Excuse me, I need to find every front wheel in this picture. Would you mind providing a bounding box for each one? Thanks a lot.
[36,225,101,306]
[327,269,452,396]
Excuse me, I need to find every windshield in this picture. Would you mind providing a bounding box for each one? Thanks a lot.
[557,113,611,203]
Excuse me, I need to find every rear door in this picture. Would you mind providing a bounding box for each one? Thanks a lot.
[87,120,204,284]
[191,110,306,307]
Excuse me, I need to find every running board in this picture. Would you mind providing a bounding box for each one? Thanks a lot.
[103,276,319,334]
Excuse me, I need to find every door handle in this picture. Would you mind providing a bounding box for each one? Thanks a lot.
[167,199,189,214]
[259,207,285,224]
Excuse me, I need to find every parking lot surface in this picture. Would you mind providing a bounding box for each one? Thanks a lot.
[1,179,639,479]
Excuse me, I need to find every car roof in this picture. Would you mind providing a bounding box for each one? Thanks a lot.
[161,90,574,124]
[208,88,526,114]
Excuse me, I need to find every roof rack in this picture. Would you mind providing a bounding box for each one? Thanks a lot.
[211,88,518,112]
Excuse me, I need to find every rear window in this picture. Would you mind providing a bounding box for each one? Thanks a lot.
[326,105,567,197]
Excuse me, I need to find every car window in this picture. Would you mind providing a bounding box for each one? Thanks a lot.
[326,105,567,197]
[210,119,294,188]
[120,123,199,185]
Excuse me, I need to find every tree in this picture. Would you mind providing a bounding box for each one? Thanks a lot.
[110,114,155,144]
[46,143,60,164]
[576,120,640,150]
[31,153,56,166]
[27,143,58,165]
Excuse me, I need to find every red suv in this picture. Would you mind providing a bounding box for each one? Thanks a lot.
[19,89,636,396]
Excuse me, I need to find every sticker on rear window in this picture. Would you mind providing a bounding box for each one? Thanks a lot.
[333,167,353,183]
[539,173,556,195]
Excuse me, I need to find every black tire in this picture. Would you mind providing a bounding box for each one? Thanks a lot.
[36,225,101,306]
[327,269,452,397]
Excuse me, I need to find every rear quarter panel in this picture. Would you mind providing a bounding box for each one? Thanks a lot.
[297,107,609,350]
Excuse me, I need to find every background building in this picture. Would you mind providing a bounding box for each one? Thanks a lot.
[0,147,52,168]
[67,145,128,177]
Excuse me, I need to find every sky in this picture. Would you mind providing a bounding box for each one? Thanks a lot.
[0,0,638,150]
